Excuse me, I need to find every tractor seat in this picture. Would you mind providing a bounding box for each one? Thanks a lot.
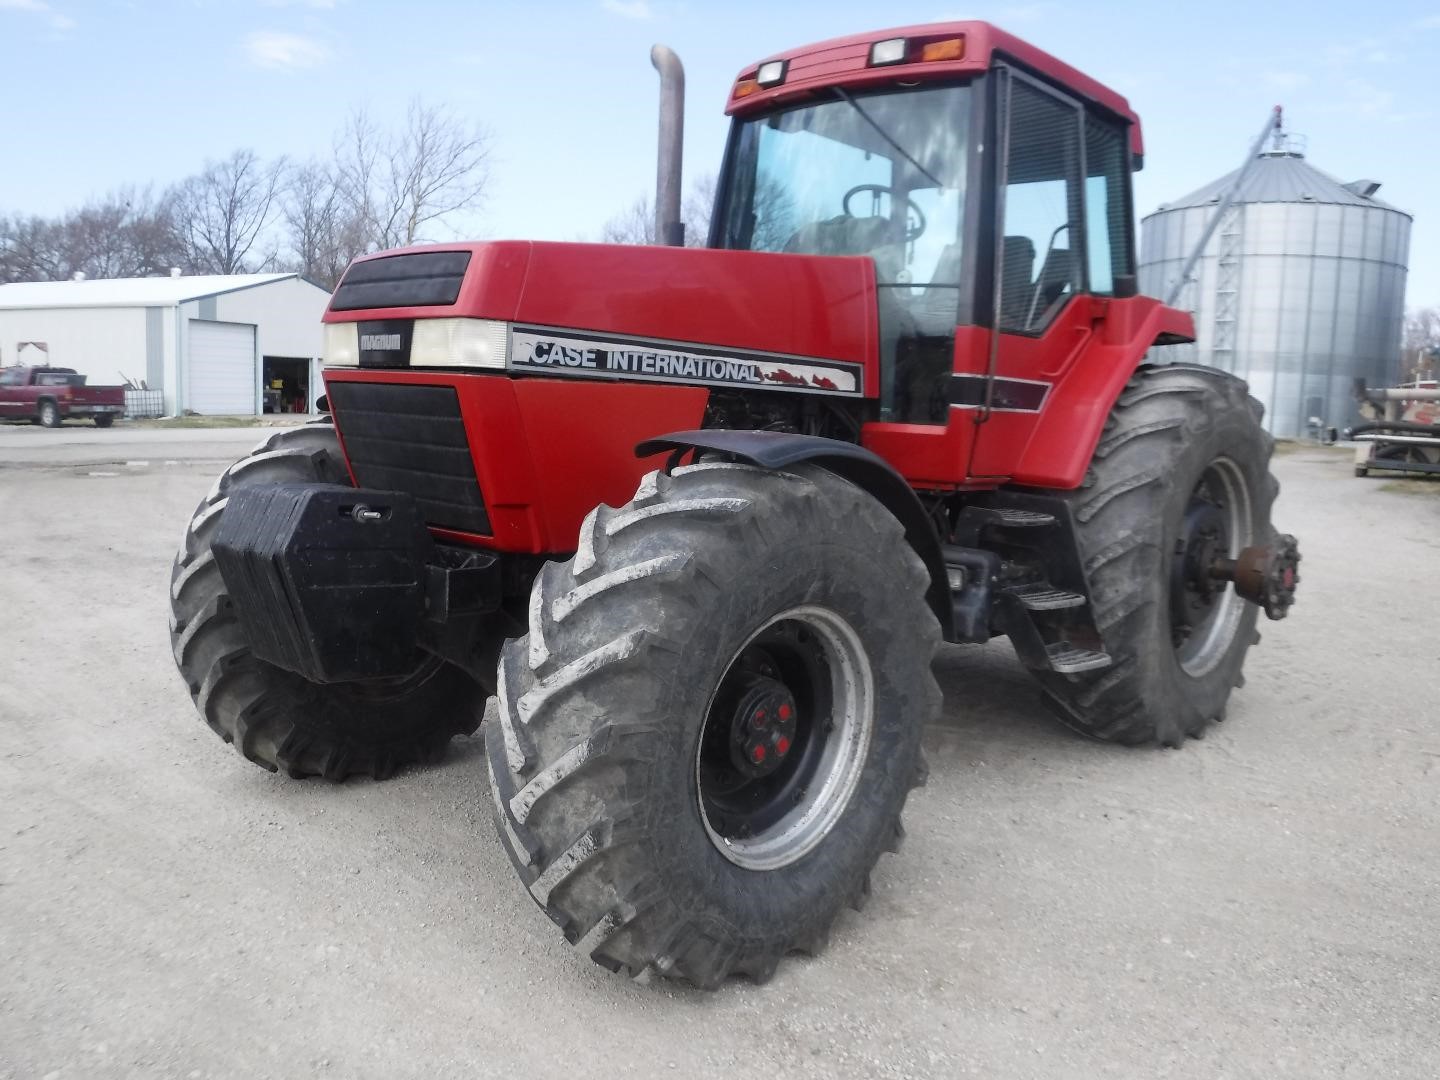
[912,242,963,337]
[1026,248,1076,328]
[784,215,906,282]
[1000,236,1036,328]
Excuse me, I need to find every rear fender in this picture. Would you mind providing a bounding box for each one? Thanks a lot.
[636,429,953,640]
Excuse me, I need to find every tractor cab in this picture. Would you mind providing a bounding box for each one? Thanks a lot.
[714,24,1148,455]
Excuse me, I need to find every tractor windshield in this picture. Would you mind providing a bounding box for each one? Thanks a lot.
[717,83,973,422]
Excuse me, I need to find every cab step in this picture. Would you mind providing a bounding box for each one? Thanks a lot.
[1045,642,1113,674]
[968,507,1057,529]
[1007,583,1086,611]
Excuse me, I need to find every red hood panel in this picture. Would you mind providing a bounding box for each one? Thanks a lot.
[329,241,880,371]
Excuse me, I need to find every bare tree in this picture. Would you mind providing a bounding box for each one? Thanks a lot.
[1403,306,1440,381]
[0,189,182,283]
[600,194,657,245]
[281,160,369,289]
[338,101,492,252]
[0,214,64,282]
[1404,306,1440,350]
[170,150,287,274]
[69,188,184,278]
[3,100,493,289]
[600,173,717,247]
[597,172,798,251]
[680,173,715,247]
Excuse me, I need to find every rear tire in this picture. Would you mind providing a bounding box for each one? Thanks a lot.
[170,423,489,780]
[485,462,940,987]
[94,413,115,428]
[1037,365,1277,746]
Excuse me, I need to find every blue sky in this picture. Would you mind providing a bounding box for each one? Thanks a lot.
[3,0,1437,306]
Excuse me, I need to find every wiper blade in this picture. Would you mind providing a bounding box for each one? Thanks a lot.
[834,88,942,188]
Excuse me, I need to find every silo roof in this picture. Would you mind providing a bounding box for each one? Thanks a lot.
[1155,152,1410,217]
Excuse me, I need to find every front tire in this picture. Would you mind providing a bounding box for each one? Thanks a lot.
[170,423,489,780]
[485,462,940,987]
[1038,365,1278,746]
[38,400,60,427]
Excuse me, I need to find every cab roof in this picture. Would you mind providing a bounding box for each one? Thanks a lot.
[727,21,1143,162]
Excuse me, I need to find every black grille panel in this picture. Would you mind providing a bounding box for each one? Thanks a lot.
[330,251,471,311]
[328,381,491,535]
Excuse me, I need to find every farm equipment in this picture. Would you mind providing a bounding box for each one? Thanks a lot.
[1349,379,1440,477]
[169,21,1301,987]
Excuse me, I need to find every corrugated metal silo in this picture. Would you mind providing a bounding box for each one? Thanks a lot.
[1138,136,1411,437]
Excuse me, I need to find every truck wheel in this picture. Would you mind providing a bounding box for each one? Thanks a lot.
[1038,365,1277,746]
[37,400,60,427]
[170,423,488,780]
[94,414,115,428]
[485,462,941,988]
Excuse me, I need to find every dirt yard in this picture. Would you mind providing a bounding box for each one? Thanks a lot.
[1,430,1436,1079]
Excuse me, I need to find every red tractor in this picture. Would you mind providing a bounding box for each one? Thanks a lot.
[170,22,1300,987]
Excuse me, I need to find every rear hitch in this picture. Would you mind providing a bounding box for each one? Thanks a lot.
[1209,534,1301,621]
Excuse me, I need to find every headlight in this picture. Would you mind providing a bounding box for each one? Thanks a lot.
[410,318,509,369]
[324,322,359,366]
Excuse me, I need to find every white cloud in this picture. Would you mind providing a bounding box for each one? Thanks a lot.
[243,30,331,69]
[1416,13,1440,28]
[0,0,76,31]
[601,0,651,18]
[261,0,339,8]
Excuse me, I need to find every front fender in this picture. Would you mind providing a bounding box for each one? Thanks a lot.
[636,429,953,641]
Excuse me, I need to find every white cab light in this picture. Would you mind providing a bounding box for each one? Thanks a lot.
[869,38,908,66]
[756,60,786,86]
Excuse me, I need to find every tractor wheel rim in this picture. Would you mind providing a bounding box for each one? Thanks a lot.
[1172,457,1253,677]
[696,604,874,871]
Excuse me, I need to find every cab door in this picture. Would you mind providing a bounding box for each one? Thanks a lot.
[966,67,1133,480]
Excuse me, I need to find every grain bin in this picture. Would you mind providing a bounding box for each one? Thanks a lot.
[1139,130,1411,437]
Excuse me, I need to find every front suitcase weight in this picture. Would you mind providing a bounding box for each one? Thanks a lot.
[212,483,434,684]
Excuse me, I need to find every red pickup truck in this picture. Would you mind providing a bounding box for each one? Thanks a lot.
[0,366,127,427]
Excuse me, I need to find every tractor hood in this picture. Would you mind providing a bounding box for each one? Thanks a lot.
[323,241,880,377]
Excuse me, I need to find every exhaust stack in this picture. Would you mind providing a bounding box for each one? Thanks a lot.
[650,44,685,247]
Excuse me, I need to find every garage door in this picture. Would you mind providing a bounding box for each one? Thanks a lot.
[188,320,256,415]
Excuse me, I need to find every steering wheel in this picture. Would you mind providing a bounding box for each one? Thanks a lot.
[841,184,926,242]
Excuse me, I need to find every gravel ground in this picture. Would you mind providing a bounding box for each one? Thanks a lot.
[0,434,1436,1080]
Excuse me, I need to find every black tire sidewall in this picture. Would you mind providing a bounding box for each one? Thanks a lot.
[1147,400,1270,730]
[629,533,927,942]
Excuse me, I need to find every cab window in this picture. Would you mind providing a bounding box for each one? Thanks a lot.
[997,76,1084,334]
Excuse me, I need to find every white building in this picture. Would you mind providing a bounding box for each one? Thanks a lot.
[0,273,332,416]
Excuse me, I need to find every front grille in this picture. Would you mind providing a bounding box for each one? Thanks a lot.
[327,381,491,535]
[330,251,471,311]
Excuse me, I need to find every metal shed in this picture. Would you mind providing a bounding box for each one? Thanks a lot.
[0,272,332,417]
[1139,142,1411,438]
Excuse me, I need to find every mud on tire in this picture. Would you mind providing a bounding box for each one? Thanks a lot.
[170,423,489,780]
[485,462,941,988]
[1038,364,1278,746]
